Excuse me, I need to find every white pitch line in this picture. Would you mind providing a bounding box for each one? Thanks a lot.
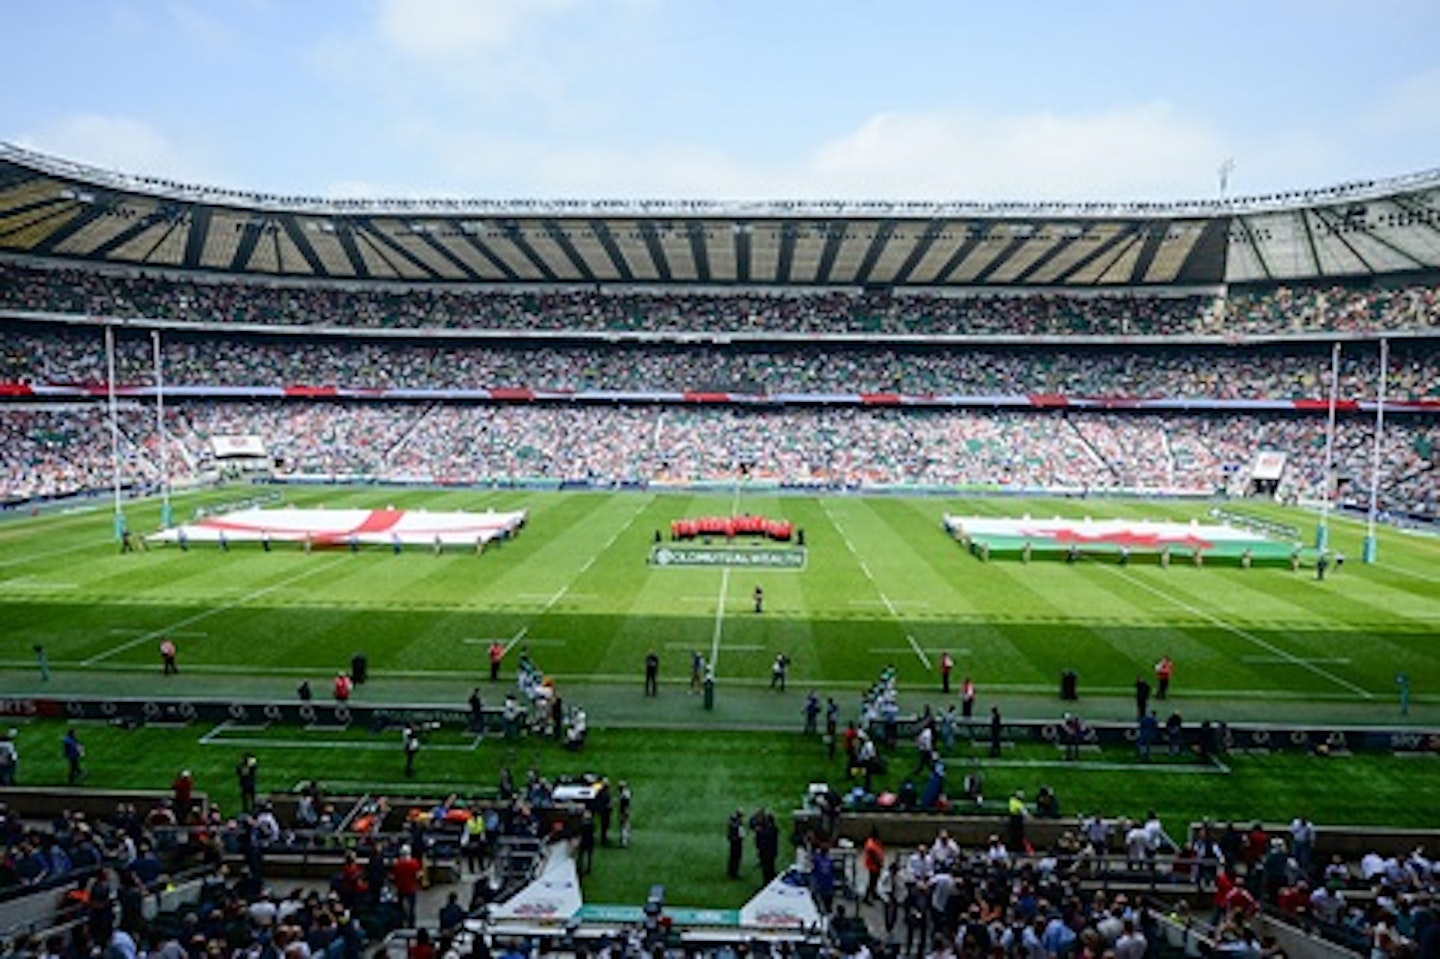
[978,756,1232,775]
[668,641,762,652]
[82,556,351,666]
[0,540,100,569]
[502,626,530,654]
[710,567,731,673]
[823,502,930,671]
[1,578,78,589]
[1382,563,1440,585]
[200,735,483,752]
[1241,656,1353,665]
[871,647,969,657]
[1097,562,1374,699]
[905,635,933,671]
[518,498,649,622]
[462,636,565,648]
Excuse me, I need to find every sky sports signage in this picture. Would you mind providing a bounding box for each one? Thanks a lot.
[649,546,807,569]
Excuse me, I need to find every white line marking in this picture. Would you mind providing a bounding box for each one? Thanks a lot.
[823,501,931,671]
[1241,656,1353,665]
[502,626,529,654]
[1382,563,1440,585]
[905,635,933,671]
[871,647,969,657]
[849,599,929,608]
[517,592,598,601]
[200,735,483,752]
[0,541,98,569]
[291,779,478,791]
[667,641,762,652]
[82,556,351,666]
[513,498,649,630]
[978,756,1231,775]
[1,578,78,589]
[1096,562,1375,699]
[463,636,565,648]
[710,567,730,674]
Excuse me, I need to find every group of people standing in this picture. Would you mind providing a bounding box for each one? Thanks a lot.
[727,807,783,883]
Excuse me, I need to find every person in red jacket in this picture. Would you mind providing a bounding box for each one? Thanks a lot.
[391,844,424,927]
[170,769,194,815]
[333,672,352,702]
[1154,656,1174,700]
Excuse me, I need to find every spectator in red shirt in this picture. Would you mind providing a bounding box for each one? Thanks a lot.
[391,844,424,927]
[1276,880,1309,917]
[1245,822,1269,875]
[407,928,436,959]
[170,769,194,815]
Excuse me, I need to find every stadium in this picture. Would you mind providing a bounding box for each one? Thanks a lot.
[1,141,1438,954]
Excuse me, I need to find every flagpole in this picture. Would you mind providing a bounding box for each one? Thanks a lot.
[1363,339,1388,563]
[106,325,125,541]
[1316,342,1340,552]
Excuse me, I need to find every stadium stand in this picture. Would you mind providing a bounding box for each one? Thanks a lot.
[2,146,1439,951]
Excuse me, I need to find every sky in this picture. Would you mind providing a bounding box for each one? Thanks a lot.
[5,0,1440,204]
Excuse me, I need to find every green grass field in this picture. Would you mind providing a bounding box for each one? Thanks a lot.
[1,484,1437,907]
[3,485,1436,716]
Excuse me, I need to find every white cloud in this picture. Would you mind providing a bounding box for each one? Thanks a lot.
[376,0,575,59]
[804,103,1231,202]
[402,102,1238,202]
[15,114,223,184]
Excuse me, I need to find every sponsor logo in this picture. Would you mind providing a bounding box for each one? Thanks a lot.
[650,546,806,569]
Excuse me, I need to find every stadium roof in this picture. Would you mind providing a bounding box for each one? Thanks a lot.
[2,143,1439,288]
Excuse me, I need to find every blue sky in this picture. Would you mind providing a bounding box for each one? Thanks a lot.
[6,0,1439,202]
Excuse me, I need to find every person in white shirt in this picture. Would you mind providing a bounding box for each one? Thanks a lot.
[907,844,933,882]
[1143,811,1177,856]
[931,830,960,871]
[1124,820,1150,868]
[1115,919,1147,959]
[1289,816,1316,874]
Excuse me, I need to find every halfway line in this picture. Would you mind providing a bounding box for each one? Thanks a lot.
[710,567,731,674]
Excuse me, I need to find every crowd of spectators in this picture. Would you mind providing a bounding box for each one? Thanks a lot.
[808,805,1438,959]
[0,765,584,959]
[3,262,1439,336]
[2,402,1435,517]
[4,323,1439,402]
